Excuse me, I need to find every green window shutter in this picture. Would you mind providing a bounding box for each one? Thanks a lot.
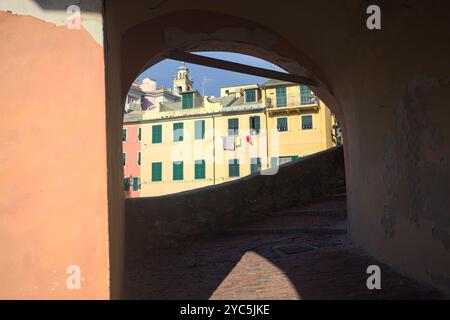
[249,116,261,135]
[276,87,287,107]
[302,115,313,130]
[250,157,261,174]
[254,116,260,134]
[300,85,312,104]
[122,153,126,166]
[229,159,240,177]
[152,125,162,144]
[124,178,130,191]
[228,118,239,135]
[271,157,279,168]
[182,93,194,109]
[122,128,127,142]
[194,160,206,179]
[138,127,141,141]
[277,117,288,131]
[132,177,139,191]
[195,120,205,140]
[173,161,184,180]
[152,162,162,181]
[173,123,184,141]
[137,152,141,165]
[245,89,256,103]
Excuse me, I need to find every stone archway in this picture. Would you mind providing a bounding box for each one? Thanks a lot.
[114,9,350,298]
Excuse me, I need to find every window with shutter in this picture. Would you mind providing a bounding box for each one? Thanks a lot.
[276,87,287,107]
[182,92,194,109]
[277,117,288,132]
[152,125,162,144]
[249,116,260,135]
[122,128,127,142]
[195,120,205,140]
[124,178,130,191]
[173,123,184,141]
[302,115,313,130]
[228,118,239,136]
[271,157,279,168]
[229,159,240,177]
[173,161,184,180]
[245,89,257,103]
[152,162,162,181]
[194,160,205,179]
[300,85,313,104]
[138,127,141,141]
[250,157,261,174]
[132,177,140,191]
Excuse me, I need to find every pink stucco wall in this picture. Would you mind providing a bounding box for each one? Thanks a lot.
[0,12,109,299]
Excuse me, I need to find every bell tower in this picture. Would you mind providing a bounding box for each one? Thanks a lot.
[173,62,193,94]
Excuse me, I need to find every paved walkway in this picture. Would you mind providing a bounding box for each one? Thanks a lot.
[124,197,445,299]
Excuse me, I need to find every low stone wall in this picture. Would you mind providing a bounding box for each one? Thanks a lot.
[125,146,345,255]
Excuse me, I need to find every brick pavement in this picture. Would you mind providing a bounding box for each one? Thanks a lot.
[124,197,446,299]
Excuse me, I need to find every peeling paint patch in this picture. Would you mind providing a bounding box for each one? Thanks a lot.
[0,0,103,46]
[383,74,450,243]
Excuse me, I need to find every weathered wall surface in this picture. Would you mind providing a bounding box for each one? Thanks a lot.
[0,2,109,299]
[125,146,345,257]
[106,0,450,295]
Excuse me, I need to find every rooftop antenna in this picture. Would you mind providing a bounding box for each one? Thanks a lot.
[201,76,213,96]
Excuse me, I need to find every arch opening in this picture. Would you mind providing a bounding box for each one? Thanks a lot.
[117,10,350,299]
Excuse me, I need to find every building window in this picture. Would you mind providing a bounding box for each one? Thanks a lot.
[277,117,288,132]
[122,153,126,166]
[122,128,127,142]
[173,122,184,141]
[270,157,278,168]
[271,156,299,168]
[194,160,206,179]
[228,118,239,136]
[132,177,140,191]
[124,177,130,192]
[195,120,205,140]
[137,152,141,166]
[302,115,313,130]
[182,92,194,109]
[250,157,261,174]
[138,127,141,141]
[229,159,240,177]
[244,89,257,103]
[152,162,162,182]
[249,116,260,135]
[152,125,162,144]
[276,87,287,107]
[300,85,313,104]
[173,161,184,180]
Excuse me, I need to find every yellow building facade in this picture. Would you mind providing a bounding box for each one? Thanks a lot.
[124,66,340,197]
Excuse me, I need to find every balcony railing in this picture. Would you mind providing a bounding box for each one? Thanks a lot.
[266,93,319,109]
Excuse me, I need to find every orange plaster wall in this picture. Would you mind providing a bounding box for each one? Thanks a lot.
[0,12,109,299]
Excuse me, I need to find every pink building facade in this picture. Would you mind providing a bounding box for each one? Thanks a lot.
[123,123,141,198]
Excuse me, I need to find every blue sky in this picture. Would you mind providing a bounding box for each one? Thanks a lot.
[136,52,286,97]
